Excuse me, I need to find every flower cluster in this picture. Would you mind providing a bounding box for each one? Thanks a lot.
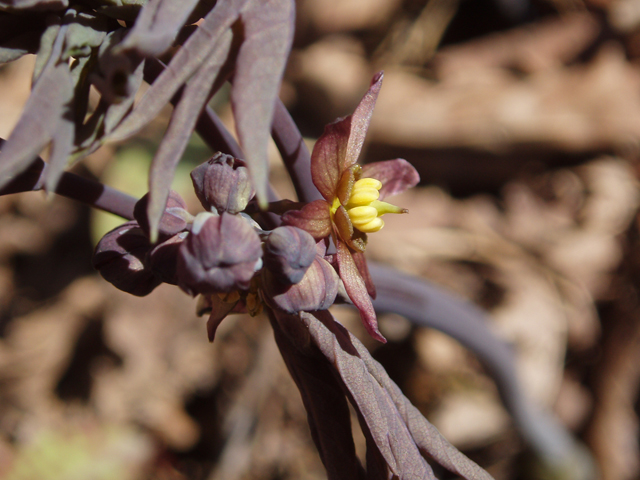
[93,73,419,343]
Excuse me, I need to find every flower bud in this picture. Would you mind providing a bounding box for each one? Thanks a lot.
[134,190,191,241]
[177,212,262,295]
[148,231,188,285]
[262,256,339,314]
[93,222,161,296]
[191,153,254,214]
[263,226,316,285]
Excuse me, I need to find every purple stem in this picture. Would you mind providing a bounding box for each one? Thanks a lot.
[0,142,137,220]
[271,100,323,204]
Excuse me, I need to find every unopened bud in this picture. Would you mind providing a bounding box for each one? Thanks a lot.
[177,212,262,295]
[263,227,316,285]
[191,153,254,214]
[134,190,191,241]
[93,222,161,296]
[262,256,339,314]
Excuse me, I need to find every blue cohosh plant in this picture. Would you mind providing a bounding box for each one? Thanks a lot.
[95,75,420,347]
[0,0,593,478]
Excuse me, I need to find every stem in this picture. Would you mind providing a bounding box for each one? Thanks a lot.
[0,144,137,220]
[271,100,323,204]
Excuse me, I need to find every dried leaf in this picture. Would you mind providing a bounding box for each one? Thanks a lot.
[230,0,295,207]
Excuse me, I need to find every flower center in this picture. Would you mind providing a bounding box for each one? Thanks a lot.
[341,178,407,233]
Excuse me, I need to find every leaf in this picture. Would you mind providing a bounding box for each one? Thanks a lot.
[117,0,201,57]
[299,310,437,479]
[230,0,295,208]
[269,310,367,480]
[361,158,420,201]
[367,262,586,473]
[33,21,62,83]
[62,8,110,60]
[336,241,385,343]
[353,335,495,480]
[0,60,73,190]
[44,99,75,195]
[281,199,332,240]
[146,29,233,241]
[108,0,250,143]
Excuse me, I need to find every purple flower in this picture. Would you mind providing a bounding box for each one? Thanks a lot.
[282,72,420,342]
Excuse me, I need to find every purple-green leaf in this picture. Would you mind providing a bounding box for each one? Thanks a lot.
[230,0,295,208]
[270,310,367,480]
[0,60,73,190]
[299,310,437,479]
[146,29,233,241]
[352,328,495,480]
[108,0,249,143]
[117,0,201,57]
[281,199,332,240]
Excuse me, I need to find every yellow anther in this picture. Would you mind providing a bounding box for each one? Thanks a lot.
[332,176,408,235]
[348,187,379,207]
[348,206,378,226]
[354,178,382,190]
[357,217,385,233]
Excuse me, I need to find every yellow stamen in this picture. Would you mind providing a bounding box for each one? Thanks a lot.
[340,177,407,233]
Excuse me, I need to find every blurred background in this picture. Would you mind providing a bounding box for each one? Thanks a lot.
[1,0,640,478]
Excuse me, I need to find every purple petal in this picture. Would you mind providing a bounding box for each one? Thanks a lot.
[360,158,420,201]
[281,200,332,240]
[336,241,385,343]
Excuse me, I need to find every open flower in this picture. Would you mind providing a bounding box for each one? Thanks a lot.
[283,72,419,342]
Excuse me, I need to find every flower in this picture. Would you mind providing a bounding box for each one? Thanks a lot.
[282,72,420,342]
